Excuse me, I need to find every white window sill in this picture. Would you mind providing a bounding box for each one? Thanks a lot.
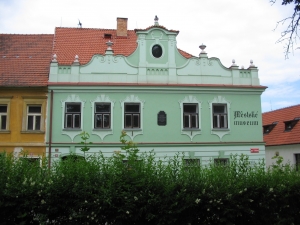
[62,128,82,131]
[212,128,230,131]
[0,130,11,134]
[182,128,201,131]
[21,130,45,134]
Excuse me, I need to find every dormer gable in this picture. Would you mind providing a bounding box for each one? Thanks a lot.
[284,117,300,132]
[263,121,278,134]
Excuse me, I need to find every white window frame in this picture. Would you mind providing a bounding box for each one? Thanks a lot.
[0,97,12,132]
[90,95,115,140]
[124,103,140,129]
[179,96,201,141]
[212,104,228,129]
[27,105,42,131]
[22,97,46,133]
[0,104,8,131]
[61,94,85,142]
[208,96,231,141]
[120,95,144,140]
[94,103,111,129]
[64,103,81,129]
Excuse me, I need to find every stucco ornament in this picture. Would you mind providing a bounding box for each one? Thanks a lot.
[61,94,86,142]
[120,95,145,141]
[178,95,202,141]
[208,96,231,141]
[90,95,115,141]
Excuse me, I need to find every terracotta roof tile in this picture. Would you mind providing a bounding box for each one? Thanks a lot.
[53,27,192,65]
[263,104,300,146]
[0,34,53,86]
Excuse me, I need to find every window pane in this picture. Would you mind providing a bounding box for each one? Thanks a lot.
[213,115,218,128]
[220,115,227,128]
[95,104,110,112]
[191,115,198,128]
[184,115,190,128]
[74,114,80,128]
[125,104,140,113]
[0,105,7,113]
[213,105,225,113]
[95,114,102,128]
[28,106,41,113]
[133,114,139,128]
[65,114,72,128]
[27,115,33,130]
[103,114,110,128]
[35,116,41,130]
[184,104,197,113]
[1,115,7,130]
[125,114,132,128]
[66,104,80,113]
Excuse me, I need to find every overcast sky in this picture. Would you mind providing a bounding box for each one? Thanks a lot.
[1,0,299,112]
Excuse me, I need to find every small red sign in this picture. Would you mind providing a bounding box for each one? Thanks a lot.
[250,148,259,153]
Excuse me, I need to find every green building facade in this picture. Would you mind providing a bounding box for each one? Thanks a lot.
[47,17,266,165]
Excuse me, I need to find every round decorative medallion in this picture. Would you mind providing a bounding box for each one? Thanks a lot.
[152,45,162,58]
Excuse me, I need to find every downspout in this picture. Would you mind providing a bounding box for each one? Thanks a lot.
[48,90,53,168]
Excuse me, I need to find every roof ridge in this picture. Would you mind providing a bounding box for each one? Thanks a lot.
[263,104,300,114]
[0,33,53,36]
[55,27,135,31]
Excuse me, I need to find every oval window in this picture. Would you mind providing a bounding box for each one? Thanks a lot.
[152,45,162,58]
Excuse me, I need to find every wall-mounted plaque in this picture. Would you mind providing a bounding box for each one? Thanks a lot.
[157,111,167,126]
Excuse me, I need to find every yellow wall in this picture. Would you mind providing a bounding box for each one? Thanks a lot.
[0,87,47,157]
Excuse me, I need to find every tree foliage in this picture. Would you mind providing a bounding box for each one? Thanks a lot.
[270,0,300,58]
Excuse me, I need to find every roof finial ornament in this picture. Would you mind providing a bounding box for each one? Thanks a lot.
[106,40,114,50]
[199,44,206,54]
[154,15,159,26]
[231,59,237,66]
[74,55,79,63]
[52,54,57,63]
[249,59,255,67]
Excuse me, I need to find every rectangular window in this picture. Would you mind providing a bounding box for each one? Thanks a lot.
[27,106,41,130]
[183,104,198,128]
[213,104,228,129]
[214,158,229,166]
[184,159,200,167]
[65,103,81,128]
[124,103,140,128]
[94,103,111,129]
[0,105,7,130]
[295,154,300,171]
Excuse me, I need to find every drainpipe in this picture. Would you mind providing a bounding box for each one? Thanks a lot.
[48,90,54,168]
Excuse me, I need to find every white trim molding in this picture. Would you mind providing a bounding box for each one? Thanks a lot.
[61,94,86,142]
[208,96,231,141]
[178,95,202,141]
[120,95,145,140]
[90,94,115,141]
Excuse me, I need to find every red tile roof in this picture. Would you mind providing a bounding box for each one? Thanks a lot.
[0,34,53,86]
[53,27,193,65]
[263,104,300,146]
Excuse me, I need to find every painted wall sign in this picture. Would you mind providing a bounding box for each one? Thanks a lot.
[234,111,259,126]
[250,148,259,153]
[157,111,167,126]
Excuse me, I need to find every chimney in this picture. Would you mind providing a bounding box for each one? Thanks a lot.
[116,17,128,37]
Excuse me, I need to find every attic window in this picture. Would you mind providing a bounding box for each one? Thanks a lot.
[263,121,277,134]
[104,34,112,39]
[284,117,300,131]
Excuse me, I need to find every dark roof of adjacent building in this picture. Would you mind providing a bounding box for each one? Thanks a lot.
[52,27,193,66]
[262,104,300,146]
[0,34,54,87]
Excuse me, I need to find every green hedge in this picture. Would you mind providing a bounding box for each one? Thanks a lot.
[0,148,300,225]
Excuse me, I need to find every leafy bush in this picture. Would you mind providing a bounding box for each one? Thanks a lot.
[0,135,300,225]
